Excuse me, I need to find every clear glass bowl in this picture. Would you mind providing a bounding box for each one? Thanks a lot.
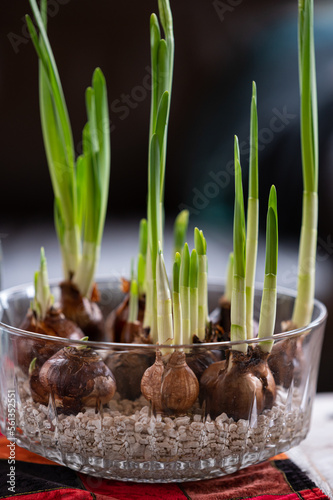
[0,278,327,482]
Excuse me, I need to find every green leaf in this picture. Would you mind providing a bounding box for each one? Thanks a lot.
[76,155,86,233]
[32,247,53,320]
[194,227,206,256]
[200,230,207,255]
[139,219,148,256]
[128,278,139,323]
[156,40,169,109]
[298,0,318,192]
[158,0,174,40]
[249,81,258,200]
[268,184,277,218]
[149,13,161,135]
[155,91,170,159]
[173,210,189,256]
[148,134,161,279]
[173,252,181,294]
[190,249,198,289]
[194,227,203,255]
[29,357,37,376]
[180,243,190,288]
[28,0,74,172]
[265,207,278,276]
[233,136,246,278]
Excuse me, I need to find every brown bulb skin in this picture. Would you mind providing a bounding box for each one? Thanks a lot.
[218,295,231,334]
[202,348,276,421]
[249,347,276,410]
[186,350,219,382]
[105,293,146,343]
[268,337,304,388]
[141,351,200,415]
[199,359,226,405]
[39,347,116,414]
[161,351,199,415]
[29,364,50,405]
[16,308,84,374]
[120,321,151,344]
[105,349,155,401]
[105,295,129,343]
[60,281,105,342]
[141,350,164,413]
[268,320,305,389]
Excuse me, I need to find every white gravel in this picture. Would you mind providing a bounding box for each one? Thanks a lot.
[16,377,310,464]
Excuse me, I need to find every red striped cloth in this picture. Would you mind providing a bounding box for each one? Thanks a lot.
[0,433,328,499]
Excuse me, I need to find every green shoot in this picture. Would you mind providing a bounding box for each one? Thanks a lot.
[292,0,318,327]
[73,69,111,298]
[148,0,174,250]
[128,278,139,324]
[143,248,152,329]
[245,81,259,340]
[145,75,170,337]
[180,243,191,344]
[224,252,234,303]
[172,252,182,345]
[143,0,174,335]
[156,248,173,344]
[194,228,208,340]
[76,336,89,350]
[26,0,79,279]
[231,136,247,353]
[149,0,174,200]
[190,249,199,339]
[27,0,110,299]
[173,209,189,257]
[259,186,278,352]
[137,219,148,295]
[147,133,162,341]
[29,357,37,376]
[32,247,54,321]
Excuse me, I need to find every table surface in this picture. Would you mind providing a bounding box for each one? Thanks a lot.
[288,393,333,498]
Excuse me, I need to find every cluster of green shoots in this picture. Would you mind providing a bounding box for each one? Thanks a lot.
[229,0,318,351]
[27,0,317,347]
[26,0,110,300]
[228,83,278,354]
[108,0,318,349]
[119,0,211,346]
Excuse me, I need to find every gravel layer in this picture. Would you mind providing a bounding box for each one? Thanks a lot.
[16,378,310,463]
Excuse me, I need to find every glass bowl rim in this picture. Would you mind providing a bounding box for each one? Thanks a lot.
[0,276,327,351]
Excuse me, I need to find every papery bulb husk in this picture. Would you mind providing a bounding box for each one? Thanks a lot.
[105,295,129,343]
[16,309,84,374]
[105,349,155,400]
[186,347,220,382]
[60,281,105,342]
[249,346,277,410]
[39,347,116,414]
[205,324,229,344]
[29,364,50,405]
[268,320,305,388]
[203,349,276,421]
[43,308,84,340]
[161,351,199,415]
[120,321,151,344]
[140,350,164,413]
[199,359,226,406]
[218,295,231,334]
[105,294,146,343]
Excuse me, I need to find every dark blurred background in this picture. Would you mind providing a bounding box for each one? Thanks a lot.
[0,0,332,390]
